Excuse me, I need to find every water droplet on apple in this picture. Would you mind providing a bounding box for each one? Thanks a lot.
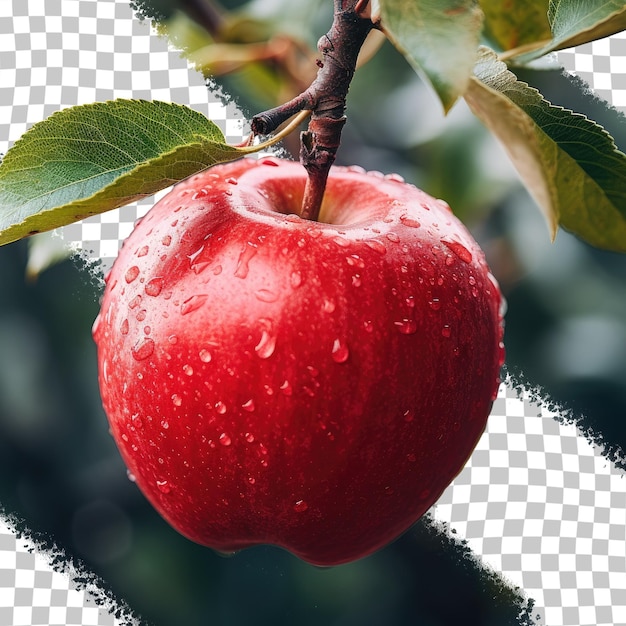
[385,232,400,243]
[225,177,238,185]
[162,235,172,246]
[280,380,293,396]
[293,500,308,513]
[219,433,232,446]
[429,298,441,311]
[131,337,155,361]
[126,470,136,482]
[322,299,335,313]
[255,289,278,303]
[290,271,303,288]
[136,309,147,322]
[125,266,140,283]
[441,325,451,338]
[442,238,472,263]
[242,399,255,412]
[137,245,149,257]
[403,409,414,423]
[183,364,194,376]
[331,338,349,363]
[394,319,417,335]
[192,189,208,199]
[255,320,276,359]
[120,318,129,335]
[346,255,365,269]
[245,432,255,443]
[365,239,387,254]
[407,453,416,463]
[156,480,171,494]
[145,277,164,297]
[332,236,350,248]
[172,394,182,407]
[247,476,256,484]
[385,172,405,183]
[161,420,169,429]
[235,242,258,279]
[215,401,227,414]
[400,215,421,228]
[128,295,142,310]
[352,275,362,287]
[181,294,208,315]
[168,335,178,344]
[199,348,212,363]
[363,320,374,333]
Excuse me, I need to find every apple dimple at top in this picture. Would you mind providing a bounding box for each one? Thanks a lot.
[93,156,504,566]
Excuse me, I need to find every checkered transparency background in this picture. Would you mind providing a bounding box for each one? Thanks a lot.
[1,1,625,625]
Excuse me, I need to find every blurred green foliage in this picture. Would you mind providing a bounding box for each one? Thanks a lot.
[2,1,626,624]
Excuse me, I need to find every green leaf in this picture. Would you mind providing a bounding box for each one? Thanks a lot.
[379,0,484,112]
[479,0,551,52]
[510,0,626,63]
[464,47,626,252]
[0,100,249,247]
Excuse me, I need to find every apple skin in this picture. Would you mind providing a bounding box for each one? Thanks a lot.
[93,156,504,566]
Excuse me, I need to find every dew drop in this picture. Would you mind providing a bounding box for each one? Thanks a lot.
[136,309,147,322]
[145,277,164,297]
[168,334,178,344]
[400,215,421,228]
[407,453,416,463]
[181,294,208,315]
[403,409,414,423]
[331,338,349,363]
[280,380,293,396]
[247,476,256,484]
[255,289,278,303]
[162,235,172,246]
[351,275,362,287]
[120,318,129,335]
[255,320,276,359]
[385,172,405,183]
[394,319,417,335]
[126,470,136,482]
[125,266,140,283]
[365,239,387,254]
[137,245,149,257]
[219,433,232,446]
[225,177,238,185]
[332,236,350,248]
[363,320,374,333]
[242,399,255,412]
[183,364,194,376]
[199,348,212,363]
[192,189,208,199]
[235,242,258,279]
[131,338,155,361]
[290,271,303,288]
[442,238,472,263]
[441,325,451,338]
[385,232,400,243]
[245,432,255,443]
[429,298,441,311]
[161,420,169,430]
[293,500,308,513]
[156,480,171,494]
[346,254,365,269]
[322,299,336,313]
[215,401,227,414]
[172,394,182,407]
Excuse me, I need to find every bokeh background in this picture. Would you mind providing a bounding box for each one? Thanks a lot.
[1,1,625,625]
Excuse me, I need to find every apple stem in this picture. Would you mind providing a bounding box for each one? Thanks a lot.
[251,0,376,222]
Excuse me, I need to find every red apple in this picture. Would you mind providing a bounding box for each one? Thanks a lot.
[93,156,504,566]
